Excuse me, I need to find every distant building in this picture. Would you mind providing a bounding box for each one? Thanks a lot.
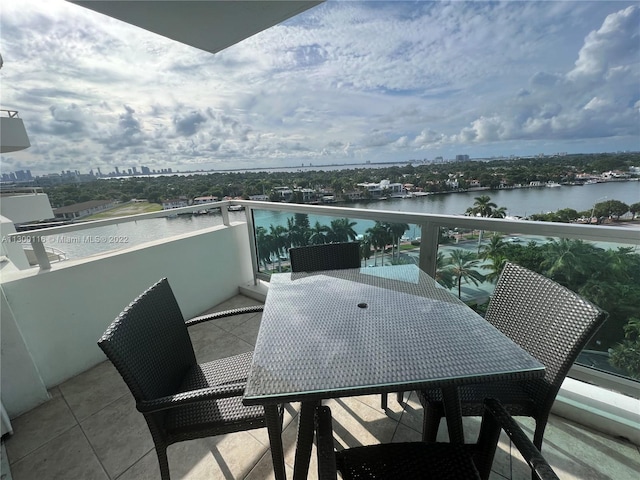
[456,154,470,162]
[272,187,292,202]
[162,198,189,210]
[249,194,270,201]
[193,195,219,205]
[53,200,116,220]
[356,179,405,198]
[294,187,317,203]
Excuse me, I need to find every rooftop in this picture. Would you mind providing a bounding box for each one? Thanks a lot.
[2,294,638,480]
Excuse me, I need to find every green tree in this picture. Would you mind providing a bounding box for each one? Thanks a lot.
[435,252,455,289]
[366,221,391,266]
[447,249,485,299]
[255,226,274,271]
[609,318,640,379]
[466,195,497,217]
[383,222,409,260]
[540,238,596,289]
[268,225,289,271]
[327,218,358,243]
[309,221,330,245]
[593,200,630,221]
[359,234,373,264]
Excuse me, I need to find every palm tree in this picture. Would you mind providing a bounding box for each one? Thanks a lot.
[384,222,409,260]
[484,255,507,283]
[359,234,373,265]
[540,238,596,290]
[435,251,455,289]
[480,234,506,261]
[491,206,507,218]
[255,226,274,271]
[465,195,504,252]
[467,195,497,217]
[447,249,485,299]
[268,225,289,271]
[327,218,358,243]
[309,221,330,245]
[366,221,390,266]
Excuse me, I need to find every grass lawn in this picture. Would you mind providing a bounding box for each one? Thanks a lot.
[85,202,162,220]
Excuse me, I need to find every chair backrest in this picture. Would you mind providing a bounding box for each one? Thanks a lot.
[289,242,361,272]
[98,278,197,403]
[486,262,607,401]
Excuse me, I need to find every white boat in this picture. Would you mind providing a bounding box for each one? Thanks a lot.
[545,182,561,188]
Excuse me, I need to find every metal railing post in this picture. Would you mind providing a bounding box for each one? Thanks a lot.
[30,237,51,271]
[221,203,230,226]
[418,221,439,277]
[244,206,260,285]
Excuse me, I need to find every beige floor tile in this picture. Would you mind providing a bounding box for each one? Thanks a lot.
[246,403,298,448]
[325,397,398,449]
[9,425,107,480]
[80,394,154,479]
[208,295,263,312]
[244,450,295,480]
[118,432,268,480]
[196,295,264,333]
[397,391,424,434]
[4,388,76,464]
[58,360,129,422]
[391,422,422,443]
[229,313,263,346]
[189,323,254,363]
[1,441,12,480]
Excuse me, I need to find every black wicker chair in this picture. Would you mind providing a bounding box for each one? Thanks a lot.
[98,278,283,480]
[289,242,361,272]
[316,398,560,480]
[417,262,607,451]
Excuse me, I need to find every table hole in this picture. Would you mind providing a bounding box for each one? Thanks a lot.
[357,303,368,309]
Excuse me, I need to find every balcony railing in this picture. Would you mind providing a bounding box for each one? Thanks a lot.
[3,200,639,429]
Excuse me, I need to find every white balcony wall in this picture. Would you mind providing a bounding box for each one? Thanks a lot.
[0,222,253,417]
[0,193,54,223]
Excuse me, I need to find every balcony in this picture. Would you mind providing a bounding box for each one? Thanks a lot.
[1,201,639,479]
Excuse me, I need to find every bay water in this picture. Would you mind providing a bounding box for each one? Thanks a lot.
[46,181,639,259]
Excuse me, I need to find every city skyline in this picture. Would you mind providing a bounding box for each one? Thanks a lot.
[1,1,638,176]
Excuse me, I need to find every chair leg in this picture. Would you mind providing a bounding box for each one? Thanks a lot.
[396,391,404,404]
[421,407,441,443]
[156,446,171,480]
[532,417,548,452]
[381,394,388,410]
[265,405,287,480]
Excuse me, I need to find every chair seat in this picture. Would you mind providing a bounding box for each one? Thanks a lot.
[166,352,266,441]
[419,382,538,417]
[335,442,480,480]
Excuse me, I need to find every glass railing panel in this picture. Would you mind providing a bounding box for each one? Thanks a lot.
[251,208,423,273]
[435,227,640,383]
[24,207,245,262]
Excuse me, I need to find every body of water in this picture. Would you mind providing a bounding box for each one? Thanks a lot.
[46,181,639,259]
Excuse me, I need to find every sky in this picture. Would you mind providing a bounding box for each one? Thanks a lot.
[0,0,639,176]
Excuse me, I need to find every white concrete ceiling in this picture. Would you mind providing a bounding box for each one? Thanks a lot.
[70,0,323,54]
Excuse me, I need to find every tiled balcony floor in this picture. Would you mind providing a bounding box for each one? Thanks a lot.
[2,294,639,480]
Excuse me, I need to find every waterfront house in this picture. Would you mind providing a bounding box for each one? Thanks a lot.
[53,199,116,220]
[161,197,189,210]
[192,195,219,205]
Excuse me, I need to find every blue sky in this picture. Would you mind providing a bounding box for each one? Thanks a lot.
[1,1,638,175]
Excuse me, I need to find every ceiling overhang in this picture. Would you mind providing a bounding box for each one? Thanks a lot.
[69,0,323,54]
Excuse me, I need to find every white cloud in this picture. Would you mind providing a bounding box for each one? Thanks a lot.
[0,1,638,175]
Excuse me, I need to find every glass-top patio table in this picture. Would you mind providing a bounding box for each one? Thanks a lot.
[243,265,544,480]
